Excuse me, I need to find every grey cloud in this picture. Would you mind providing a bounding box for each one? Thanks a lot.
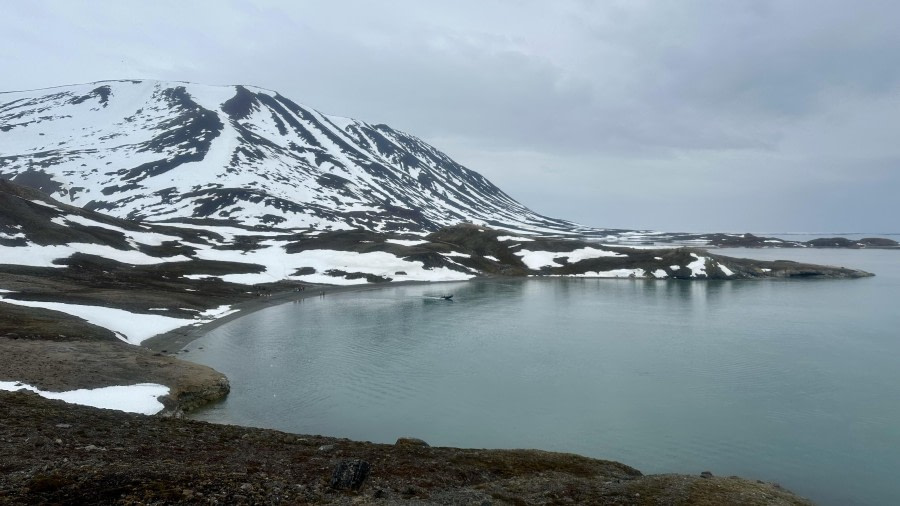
[1,0,898,232]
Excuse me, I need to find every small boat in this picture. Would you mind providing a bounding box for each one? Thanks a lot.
[440,294,453,300]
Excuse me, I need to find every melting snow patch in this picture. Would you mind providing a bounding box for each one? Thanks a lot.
[567,269,646,278]
[515,247,623,269]
[0,297,190,345]
[197,304,238,320]
[386,239,427,246]
[214,249,473,285]
[601,244,680,250]
[0,242,190,268]
[687,254,707,277]
[182,274,214,280]
[652,269,668,278]
[562,247,625,263]
[718,263,734,276]
[498,235,535,242]
[0,381,169,415]
[52,214,183,246]
[27,199,62,211]
[515,250,564,269]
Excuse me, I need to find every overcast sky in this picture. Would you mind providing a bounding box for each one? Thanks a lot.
[3,0,898,233]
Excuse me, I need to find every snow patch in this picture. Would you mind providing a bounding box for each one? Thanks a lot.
[687,254,708,277]
[182,274,214,280]
[0,241,190,268]
[0,381,169,415]
[197,304,238,320]
[0,297,191,345]
[386,239,427,246]
[515,247,623,269]
[515,250,564,269]
[566,268,646,278]
[53,214,183,246]
[561,247,625,263]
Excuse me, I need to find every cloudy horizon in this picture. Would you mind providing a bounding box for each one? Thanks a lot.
[3,0,898,234]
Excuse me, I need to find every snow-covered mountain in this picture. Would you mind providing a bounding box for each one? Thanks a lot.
[0,80,607,236]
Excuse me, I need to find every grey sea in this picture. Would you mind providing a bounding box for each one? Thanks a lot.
[185,247,899,506]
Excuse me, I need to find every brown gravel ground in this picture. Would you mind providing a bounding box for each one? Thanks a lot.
[0,391,812,505]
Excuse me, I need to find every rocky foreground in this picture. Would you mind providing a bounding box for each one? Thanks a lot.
[0,391,811,505]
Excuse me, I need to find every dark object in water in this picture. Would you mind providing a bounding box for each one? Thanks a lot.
[440,295,453,300]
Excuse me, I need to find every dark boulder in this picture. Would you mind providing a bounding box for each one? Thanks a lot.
[329,459,370,491]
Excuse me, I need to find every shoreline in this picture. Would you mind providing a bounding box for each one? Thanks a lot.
[141,279,467,353]
[1,389,812,505]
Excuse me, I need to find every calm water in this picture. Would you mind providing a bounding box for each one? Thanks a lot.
[185,248,899,506]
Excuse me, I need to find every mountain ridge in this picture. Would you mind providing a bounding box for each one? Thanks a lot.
[1,79,604,236]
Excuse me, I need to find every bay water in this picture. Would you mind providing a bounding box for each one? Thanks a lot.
[184,248,899,505]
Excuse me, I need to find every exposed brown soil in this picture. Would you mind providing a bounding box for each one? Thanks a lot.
[0,391,812,505]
